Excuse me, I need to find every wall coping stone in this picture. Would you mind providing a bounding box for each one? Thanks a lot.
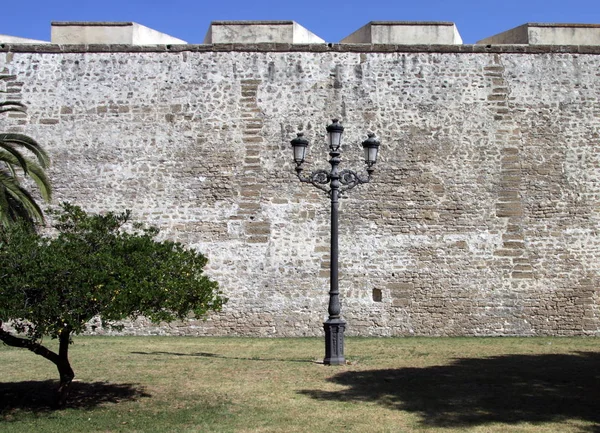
[51,21,135,27]
[524,22,600,28]
[210,20,297,26]
[1,42,600,54]
[363,21,456,26]
[478,22,600,45]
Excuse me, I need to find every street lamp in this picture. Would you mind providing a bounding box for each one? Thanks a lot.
[290,119,380,365]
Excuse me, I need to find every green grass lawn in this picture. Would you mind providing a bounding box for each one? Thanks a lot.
[2,336,600,432]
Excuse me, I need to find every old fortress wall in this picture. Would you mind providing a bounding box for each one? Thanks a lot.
[2,21,600,336]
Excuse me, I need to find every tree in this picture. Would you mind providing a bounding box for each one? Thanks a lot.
[0,88,52,227]
[0,203,226,406]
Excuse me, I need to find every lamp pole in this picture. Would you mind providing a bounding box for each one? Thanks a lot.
[291,119,380,365]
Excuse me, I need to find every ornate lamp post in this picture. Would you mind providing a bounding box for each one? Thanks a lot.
[290,119,380,365]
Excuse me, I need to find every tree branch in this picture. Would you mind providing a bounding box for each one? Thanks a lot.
[0,320,61,365]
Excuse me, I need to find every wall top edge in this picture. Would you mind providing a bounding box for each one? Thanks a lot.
[51,21,135,27]
[525,22,600,28]
[367,21,456,26]
[1,42,600,54]
[210,20,296,25]
[208,20,457,27]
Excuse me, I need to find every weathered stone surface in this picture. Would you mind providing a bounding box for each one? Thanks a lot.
[478,23,600,46]
[1,45,599,337]
[204,21,324,44]
[340,21,462,45]
[0,35,49,44]
[51,22,187,45]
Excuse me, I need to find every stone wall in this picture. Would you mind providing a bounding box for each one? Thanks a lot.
[1,43,599,336]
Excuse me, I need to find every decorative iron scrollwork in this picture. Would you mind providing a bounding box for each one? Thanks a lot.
[339,169,371,194]
[296,169,331,194]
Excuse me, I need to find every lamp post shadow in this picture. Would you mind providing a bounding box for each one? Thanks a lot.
[299,351,600,431]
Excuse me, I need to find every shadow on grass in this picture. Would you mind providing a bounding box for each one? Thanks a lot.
[300,351,600,432]
[0,380,150,414]
[131,351,314,363]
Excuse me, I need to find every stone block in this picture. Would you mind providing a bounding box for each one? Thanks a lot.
[0,35,50,44]
[512,271,534,279]
[51,22,186,45]
[496,205,523,218]
[478,23,600,46]
[203,21,324,44]
[392,298,411,307]
[387,282,414,291]
[494,249,524,257]
[245,221,271,235]
[340,21,463,44]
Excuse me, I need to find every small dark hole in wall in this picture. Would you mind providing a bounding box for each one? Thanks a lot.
[372,288,382,302]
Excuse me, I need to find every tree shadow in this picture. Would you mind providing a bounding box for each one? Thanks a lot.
[300,351,600,432]
[0,380,150,415]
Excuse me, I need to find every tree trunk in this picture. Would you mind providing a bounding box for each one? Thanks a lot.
[56,328,75,407]
[0,321,75,407]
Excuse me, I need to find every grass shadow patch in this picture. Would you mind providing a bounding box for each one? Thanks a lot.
[300,351,600,431]
[0,380,150,415]
[131,350,314,363]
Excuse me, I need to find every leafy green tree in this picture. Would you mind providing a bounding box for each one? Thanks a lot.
[0,203,226,406]
[0,89,52,226]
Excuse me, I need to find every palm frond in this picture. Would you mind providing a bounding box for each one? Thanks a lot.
[5,162,17,178]
[0,146,29,172]
[0,171,45,226]
[0,150,52,201]
[0,184,11,227]
[24,166,51,202]
[5,193,40,226]
[0,134,50,168]
[0,101,26,114]
[0,96,52,226]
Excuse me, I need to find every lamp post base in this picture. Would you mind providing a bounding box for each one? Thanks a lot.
[323,318,346,365]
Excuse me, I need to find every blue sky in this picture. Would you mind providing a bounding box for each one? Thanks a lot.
[2,0,600,44]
